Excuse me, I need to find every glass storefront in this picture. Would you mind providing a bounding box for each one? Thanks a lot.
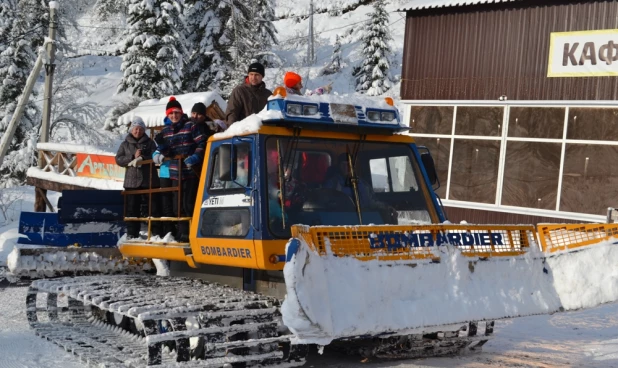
[408,104,618,217]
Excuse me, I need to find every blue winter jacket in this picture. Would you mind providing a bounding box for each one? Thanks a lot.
[158,115,206,180]
[153,117,172,178]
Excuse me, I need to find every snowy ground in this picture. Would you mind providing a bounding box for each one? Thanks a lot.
[2,283,618,368]
[2,186,618,367]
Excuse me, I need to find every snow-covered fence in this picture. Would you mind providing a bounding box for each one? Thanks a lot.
[38,149,77,177]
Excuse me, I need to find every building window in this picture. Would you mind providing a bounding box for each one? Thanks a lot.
[455,106,503,136]
[410,106,454,134]
[413,137,450,199]
[502,141,561,210]
[449,139,500,203]
[560,144,618,215]
[508,107,564,139]
[568,108,618,141]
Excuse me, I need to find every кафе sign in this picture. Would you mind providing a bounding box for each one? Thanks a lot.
[548,29,618,77]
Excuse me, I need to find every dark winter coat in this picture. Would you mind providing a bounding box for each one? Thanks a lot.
[158,115,206,180]
[116,133,160,189]
[225,82,273,125]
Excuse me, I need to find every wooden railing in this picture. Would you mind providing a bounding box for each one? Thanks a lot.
[38,149,78,177]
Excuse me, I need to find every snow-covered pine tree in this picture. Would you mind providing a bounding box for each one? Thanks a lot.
[219,0,255,95]
[117,0,187,99]
[17,0,76,54]
[355,0,393,96]
[252,0,278,67]
[0,0,40,187]
[183,0,229,93]
[320,34,343,76]
[93,0,128,21]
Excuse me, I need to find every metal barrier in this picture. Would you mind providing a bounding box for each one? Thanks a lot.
[538,223,618,253]
[291,224,537,261]
[122,156,192,245]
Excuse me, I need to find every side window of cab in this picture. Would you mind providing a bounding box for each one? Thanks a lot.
[201,142,252,238]
[209,142,252,191]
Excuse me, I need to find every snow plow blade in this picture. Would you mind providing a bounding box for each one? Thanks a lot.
[282,223,618,345]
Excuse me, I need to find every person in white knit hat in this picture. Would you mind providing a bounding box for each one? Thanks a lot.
[115,116,163,239]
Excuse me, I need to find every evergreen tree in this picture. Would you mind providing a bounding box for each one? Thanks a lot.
[93,0,128,21]
[183,0,278,96]
[320,34,343,76]
[355,0,392,96]
[0,0,40,186]
[252,0,278,67]
[221,0,255,93]
[117,0,186,99]
[183,0,229,93]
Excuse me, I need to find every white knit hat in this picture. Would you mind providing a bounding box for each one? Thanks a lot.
[130,116,146,130]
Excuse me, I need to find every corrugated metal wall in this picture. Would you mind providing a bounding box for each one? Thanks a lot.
[401,0,618,100]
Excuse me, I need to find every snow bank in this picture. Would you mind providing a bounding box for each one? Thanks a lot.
[37,142,118,156]
[26,167,123,190]
[212,109,283,140]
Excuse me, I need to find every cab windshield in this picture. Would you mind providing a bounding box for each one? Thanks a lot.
[265,137,435,238]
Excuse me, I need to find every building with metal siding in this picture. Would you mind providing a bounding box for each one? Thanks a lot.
[399,0,618,224]
[401,0,618,100]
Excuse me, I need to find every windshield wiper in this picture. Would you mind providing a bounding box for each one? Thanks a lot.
[346,134,366,225]
[276,128,301,229]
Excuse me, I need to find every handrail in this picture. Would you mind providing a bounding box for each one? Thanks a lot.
[121,154,192,242]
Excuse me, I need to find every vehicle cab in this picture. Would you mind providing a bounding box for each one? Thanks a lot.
[119,90,443,295]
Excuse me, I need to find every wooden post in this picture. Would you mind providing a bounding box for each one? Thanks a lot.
[35,188,53,212]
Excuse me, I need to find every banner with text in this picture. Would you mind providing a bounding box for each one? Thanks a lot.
[548,29,618,77]
[76,153,125,181]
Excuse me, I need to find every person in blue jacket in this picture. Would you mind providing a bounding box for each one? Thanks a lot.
[152,97,206,242]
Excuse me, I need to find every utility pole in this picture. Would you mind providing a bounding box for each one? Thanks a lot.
[40,1,58,146]
[37,1,58,213]
[0,54,44,167]
[308,0,314,65]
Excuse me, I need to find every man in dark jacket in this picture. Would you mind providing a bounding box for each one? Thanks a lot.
[225,62,272,126]
[115,116,163,239]
[153,97,206,242]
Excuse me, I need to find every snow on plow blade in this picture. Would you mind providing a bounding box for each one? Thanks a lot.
[282,223,618,345]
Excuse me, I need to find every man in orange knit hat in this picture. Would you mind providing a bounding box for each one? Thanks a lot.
[284,71,303,95]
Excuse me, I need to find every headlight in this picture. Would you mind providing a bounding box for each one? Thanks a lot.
[303,105,318,116]
[287,104,302,115]
[381,112,395,121]
[367,110,380,121]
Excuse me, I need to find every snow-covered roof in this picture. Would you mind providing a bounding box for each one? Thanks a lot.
[398,0,520,11]
[114,92,228,129]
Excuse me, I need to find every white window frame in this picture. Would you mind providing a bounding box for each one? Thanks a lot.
[402,100,618,222]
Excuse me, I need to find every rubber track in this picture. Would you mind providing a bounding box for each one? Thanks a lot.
[330,321,494,359]
[26,275,307,367]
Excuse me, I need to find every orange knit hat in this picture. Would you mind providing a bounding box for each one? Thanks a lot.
[284,72,302,88]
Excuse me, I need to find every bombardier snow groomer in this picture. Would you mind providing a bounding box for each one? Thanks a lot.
[25,89,618,367]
